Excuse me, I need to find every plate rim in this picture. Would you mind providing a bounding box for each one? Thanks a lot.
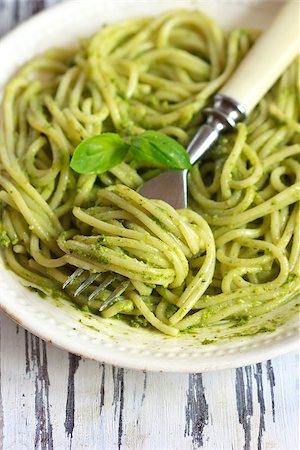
[0,0,298,373]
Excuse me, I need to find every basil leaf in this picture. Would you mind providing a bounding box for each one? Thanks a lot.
[70,133,129,174]
[129,131,192,170]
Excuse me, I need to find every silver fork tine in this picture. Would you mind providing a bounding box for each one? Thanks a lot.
[99,280,131,312]
[74,272,101,297]
[63,268,131,309]
[88,272,116,302]
[62,268,84,289]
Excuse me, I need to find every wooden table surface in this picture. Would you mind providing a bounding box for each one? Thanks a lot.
[0,1,299,449]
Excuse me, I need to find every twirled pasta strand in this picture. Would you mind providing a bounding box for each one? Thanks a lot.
[0,10,299,338]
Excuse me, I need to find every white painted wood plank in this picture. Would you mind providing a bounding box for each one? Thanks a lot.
[266,354,300,450]
[203,369,242,449]
[123,371,189,450]
[1,307,299,450]
[44,342,70,450]
[0,320,36,449]
[65,358,104,450]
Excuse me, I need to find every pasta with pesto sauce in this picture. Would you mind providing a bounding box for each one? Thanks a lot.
[0,10,299,338]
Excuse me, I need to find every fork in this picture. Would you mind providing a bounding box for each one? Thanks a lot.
[62,268,131,312]
[140,1,298,209]
[63,2,298,310]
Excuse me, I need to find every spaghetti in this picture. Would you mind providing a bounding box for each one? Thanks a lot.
[0,10,299,337]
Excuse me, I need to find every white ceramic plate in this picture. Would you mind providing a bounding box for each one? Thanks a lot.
[0,0,298,372]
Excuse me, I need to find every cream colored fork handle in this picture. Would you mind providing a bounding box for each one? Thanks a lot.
[220,1,300,114]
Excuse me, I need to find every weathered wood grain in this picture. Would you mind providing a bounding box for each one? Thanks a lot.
[0,313,299,450]
[0,1,299,449]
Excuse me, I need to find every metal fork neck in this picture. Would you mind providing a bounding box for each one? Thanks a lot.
[205,94,246,132]
[187,94,246,165]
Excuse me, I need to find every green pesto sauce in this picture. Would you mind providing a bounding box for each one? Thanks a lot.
[27,281,300,345]
[0,231,11,248]
[201,339,216,345]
